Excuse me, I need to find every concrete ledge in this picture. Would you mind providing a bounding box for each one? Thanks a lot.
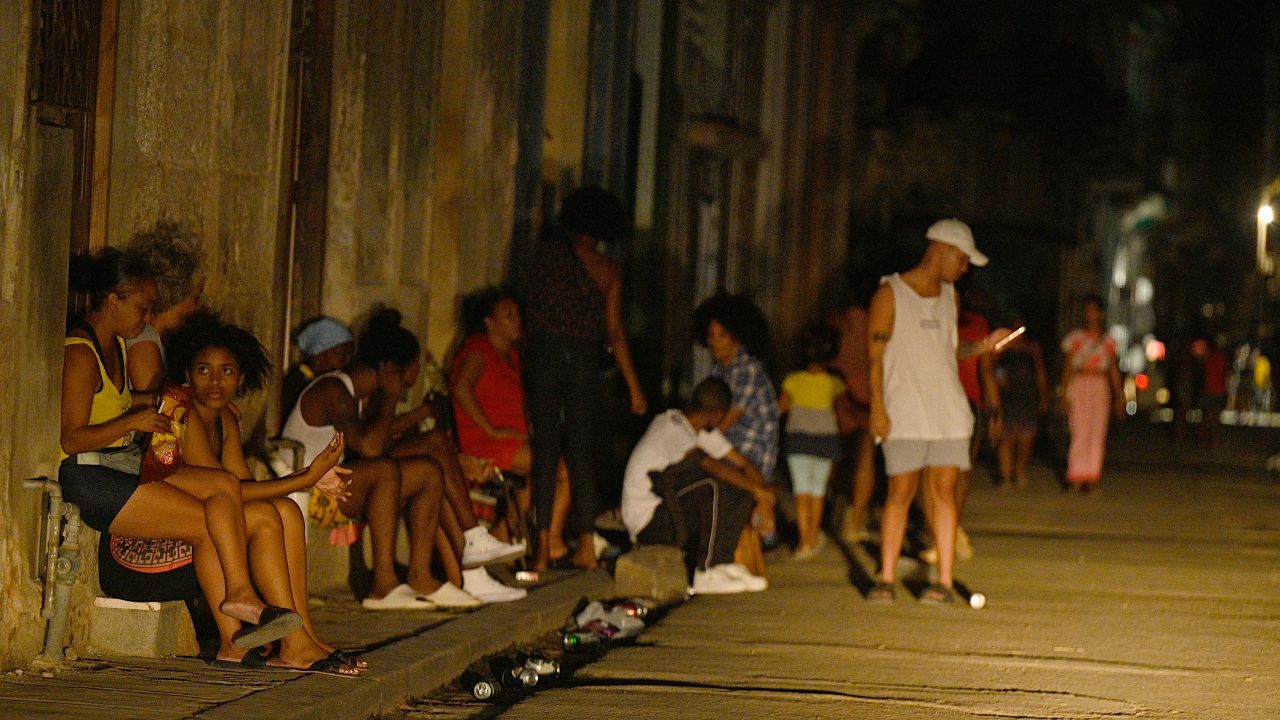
[195,570,613,720]
[613,546,689,604]
[88,598,200,658]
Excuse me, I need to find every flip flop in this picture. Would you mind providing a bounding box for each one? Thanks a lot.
[230,605,304,648]
[273,653,361,678]
[865,582,896,604]
[328,649,368,669]
[209,646,284,671]
[919,583,955,605]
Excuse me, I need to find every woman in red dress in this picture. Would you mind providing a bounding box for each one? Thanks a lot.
[451,287,571,564]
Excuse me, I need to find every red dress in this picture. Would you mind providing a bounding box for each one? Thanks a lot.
[451,335,528,470]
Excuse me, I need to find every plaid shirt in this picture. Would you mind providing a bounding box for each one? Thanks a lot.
[712,349,780,479]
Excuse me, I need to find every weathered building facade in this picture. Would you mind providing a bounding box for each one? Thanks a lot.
[0,0,870,669]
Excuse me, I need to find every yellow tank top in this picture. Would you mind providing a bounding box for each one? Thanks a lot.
[62,336,133,458]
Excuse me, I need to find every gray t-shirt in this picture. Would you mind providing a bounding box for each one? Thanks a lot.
[124,324,164,364]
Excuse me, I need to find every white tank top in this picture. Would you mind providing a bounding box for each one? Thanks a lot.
[881,274,974,440]
[281,371,355,465]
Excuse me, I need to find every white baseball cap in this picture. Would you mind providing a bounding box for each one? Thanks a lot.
[926,219,987,267]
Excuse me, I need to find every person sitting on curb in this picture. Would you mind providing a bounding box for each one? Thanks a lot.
[348,308,526,603]
[123,221,206,396]
[280,316,356,423]
[451,286,572,568]
[162,309,363,673]
[282,310,473,609]
[621,377,772,595]
[60,250,303,651]
[284,309,522,608]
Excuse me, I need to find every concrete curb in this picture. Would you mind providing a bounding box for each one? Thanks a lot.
[195,570,612,720]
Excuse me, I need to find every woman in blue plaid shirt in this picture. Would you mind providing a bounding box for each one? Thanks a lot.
[694,294,781,546]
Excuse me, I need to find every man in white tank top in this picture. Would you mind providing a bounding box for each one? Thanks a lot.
[866,219,1011,604]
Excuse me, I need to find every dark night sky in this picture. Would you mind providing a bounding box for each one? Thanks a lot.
[867,1,1275,344]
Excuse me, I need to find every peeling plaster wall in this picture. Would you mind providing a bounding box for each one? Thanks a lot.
[0,2,80,670]
[107,0,293,434]
[459,3,522,304]
[324,0,442,338]
[325,1,521,360]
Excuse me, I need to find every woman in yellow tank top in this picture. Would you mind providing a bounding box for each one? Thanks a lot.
[60,250,304,650]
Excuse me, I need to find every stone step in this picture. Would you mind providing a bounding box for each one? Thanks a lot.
[88,598,199,658]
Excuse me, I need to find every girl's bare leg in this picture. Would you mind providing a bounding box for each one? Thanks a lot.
[436,504,463,587]
[392,429,482,530]
[109,482,251,656]
[234,500,330,669]
[997,438,1015,484]
[397,456,447,596]
[548,460,572,560]
[339,459,403,599]
[811,495,826,549]
[154,467,265,624]
[795,495,813,550]
[511,444,568,560]
[269,498,321,644]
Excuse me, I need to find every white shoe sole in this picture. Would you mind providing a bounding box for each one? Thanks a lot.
[691,583,750,595]
[360,584,437,611]
[462,544,527,569]
[469,589,528,603]
[425,582,484,609]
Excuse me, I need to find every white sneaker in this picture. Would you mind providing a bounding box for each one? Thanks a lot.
[424,581,483,609]
[719,563,768,592]
[462,568,527,603]
[461,527,526,568]
[691,566,750,595]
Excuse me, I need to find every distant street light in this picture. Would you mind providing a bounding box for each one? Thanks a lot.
[1258,201,1275,274]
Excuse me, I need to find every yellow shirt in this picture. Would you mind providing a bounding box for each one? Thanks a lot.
[782,370,846,410]
[62,336,133,459]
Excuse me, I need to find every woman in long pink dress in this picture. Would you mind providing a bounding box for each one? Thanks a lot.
[1060,295,1125,492]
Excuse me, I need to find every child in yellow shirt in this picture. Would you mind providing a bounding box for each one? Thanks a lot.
[779,324,845,559]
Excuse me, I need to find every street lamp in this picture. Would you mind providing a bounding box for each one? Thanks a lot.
[1258,202,1275,275]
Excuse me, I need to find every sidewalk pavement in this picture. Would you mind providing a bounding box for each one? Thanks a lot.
[0,569,612,720]
[479,421,1280,719]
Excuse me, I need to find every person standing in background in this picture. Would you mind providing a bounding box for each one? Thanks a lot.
[1060,295,1124,493]
[994,316,1049,488]
[920,288,1001,564]
[779,324,845,560]
[1196,336,1228,447]
[828,281,877,544]
[866,219,1009,604]
[524,186,647,573]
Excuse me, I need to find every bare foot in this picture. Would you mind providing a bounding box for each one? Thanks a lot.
[273,642,359,676]
[406,578,443,596]
[219,595,267,625]
[548,539,571,560]
[572,545,598,570]
[214,646,250,663]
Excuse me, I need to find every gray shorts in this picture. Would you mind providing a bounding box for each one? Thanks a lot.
[881,438,971,476]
